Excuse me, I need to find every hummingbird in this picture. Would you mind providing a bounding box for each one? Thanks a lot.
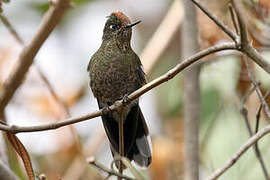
[87,12,152,167]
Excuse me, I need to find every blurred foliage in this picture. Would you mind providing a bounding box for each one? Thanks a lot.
[200,88,220,126]
[30,0,94,14]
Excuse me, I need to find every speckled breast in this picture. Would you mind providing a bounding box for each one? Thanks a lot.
[90,56,140,103]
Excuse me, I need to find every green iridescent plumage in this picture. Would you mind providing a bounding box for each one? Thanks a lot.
[88,12,151,167]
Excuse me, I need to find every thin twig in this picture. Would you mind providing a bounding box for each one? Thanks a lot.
[191,0,270,74]
[118,110,124,179]
[0,14,23,44]
[0,0,71,116]
[256,105,263,134]
[206,124,270,180]
[240,107,270,180]
[231,0,270,74]
[231,0,248,46]
[241,83,259,104]
[0,42,236,134]
[87,157,134,180]
[243,57,270,119]
[190,0,238,42]
[0,12,82,152]
[228,4,239,35]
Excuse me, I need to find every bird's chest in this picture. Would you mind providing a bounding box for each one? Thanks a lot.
[90,57,137,102]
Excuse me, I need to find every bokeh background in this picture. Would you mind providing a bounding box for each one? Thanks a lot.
[0,0,270,179]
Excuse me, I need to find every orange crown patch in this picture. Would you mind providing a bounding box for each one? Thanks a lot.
[113,11,131,26]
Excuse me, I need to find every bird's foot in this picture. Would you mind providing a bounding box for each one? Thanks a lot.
[122,94,131,106]
[101,106,112,116]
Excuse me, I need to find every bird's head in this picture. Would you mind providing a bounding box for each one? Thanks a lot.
[102,11,141,42]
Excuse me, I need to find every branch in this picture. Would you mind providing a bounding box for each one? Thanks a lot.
[206,124,270,180]
[231,0,270,74]
[182,0,200,180]
[118,110,124,179]
[141,0,183,74]
[87,157,135,180]
[244,56,270,119]
[0,42,236,134]
[240,107,270,180]
[0,10,82,154]
[191,0,270,74]
[0,0,71,115]
[190,0,238,42]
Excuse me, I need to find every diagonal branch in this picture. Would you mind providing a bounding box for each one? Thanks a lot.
[231,0,270,74]
[206,124,270,180]
[190,0,238,42]
[243,57,270,119]
[0,42,236,134]
[191,0,270,74]
[0,0,71,116]
[240,107,270,180]
[87,157,135,180]
[231,0,248,46]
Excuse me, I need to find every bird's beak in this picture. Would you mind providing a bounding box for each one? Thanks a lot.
[125,20,141,28]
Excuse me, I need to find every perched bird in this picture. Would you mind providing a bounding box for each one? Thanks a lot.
[87,12,152,167]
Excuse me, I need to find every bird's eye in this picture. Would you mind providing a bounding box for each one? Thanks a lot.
[109,24,119,30]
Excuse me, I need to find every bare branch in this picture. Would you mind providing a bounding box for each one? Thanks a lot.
[191,0,270,74]
[231,0,270,74]
[0,8,82,154]
[231,0,248,46]
[240,107,270,180]
[118,110,124,179]
[141,0,183,74]
[243,57,270,119]
[0,14,23,44]
[0,0,71,115]
[0,42,236,134]
[206,124,270,180]
[228,4,239,35]
[190,0,238,42]
[87,157,135,180]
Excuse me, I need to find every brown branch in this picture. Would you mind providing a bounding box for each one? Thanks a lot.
[118,110,124,179]
[240,107,270,180]
[0,10,82,154]
[190,0,238,42]
[0,14,23,44]
[243,57,270,119]
[0,13,71,118]
[206,124,270,180]
[191,0,270,74]
[0,0,71,116]
[228,4,239,35]
[231,0,248,46]
[141,0,183,74]
[231,0,270,74]
[0,42,236,134]
[87,157,135,180]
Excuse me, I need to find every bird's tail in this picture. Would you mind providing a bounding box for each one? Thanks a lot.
[127,107,152,167]
[99,101,152,167]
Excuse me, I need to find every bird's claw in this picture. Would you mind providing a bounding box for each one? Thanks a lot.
[102,106,112,115]
[122,94,130,105]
